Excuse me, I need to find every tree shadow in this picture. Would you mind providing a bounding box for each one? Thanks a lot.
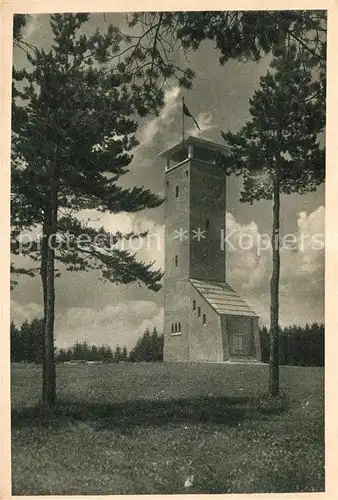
[12,394,264,430]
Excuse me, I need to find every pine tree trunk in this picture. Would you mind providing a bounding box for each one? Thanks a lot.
[41,222,48,388]
[269,175,280,396]
[41,170,58,407]
[41,228,56,406]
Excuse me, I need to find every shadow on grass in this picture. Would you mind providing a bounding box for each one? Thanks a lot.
[12,394,289,430]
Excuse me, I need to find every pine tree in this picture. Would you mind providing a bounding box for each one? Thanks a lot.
[221,44,324,395]
[13,15,28,47]
[90,345,99,361]
[121,346,128,362]
[57,348,67,362]
[30,317,44,363]
[128,11,325,105]
[128,327,163,362]
[114,345,122,363]
[10,321,23,362]
[104,345,114,363]
[11,14,166,406]
[19,319,33,362]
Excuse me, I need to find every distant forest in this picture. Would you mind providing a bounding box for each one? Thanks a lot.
[11,320,163,364]
[11,319,324,366]
[259,323,324,367]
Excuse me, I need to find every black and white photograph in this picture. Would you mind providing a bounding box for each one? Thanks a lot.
[4,5,329,495]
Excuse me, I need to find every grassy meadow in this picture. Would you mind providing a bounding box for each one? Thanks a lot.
[11,362,324,495]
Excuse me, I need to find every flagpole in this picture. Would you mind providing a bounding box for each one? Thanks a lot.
[182,96,185,147]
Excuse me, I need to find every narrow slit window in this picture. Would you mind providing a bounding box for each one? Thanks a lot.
[175,186,179,198]
[171,323,174,334]
[193,300,196,311]
[166,180,169,187]
[198,307,201,318]
[205,219,210,231]
[178,322,181,332]
[175,255,178,267]
[185,170,189,177]
[174,322,178,333]
[203,314,206,325]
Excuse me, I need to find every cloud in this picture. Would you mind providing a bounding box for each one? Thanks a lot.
[138,86,181,147]
[130,218,165,268]
[23,15,41,40]
[11,207,324,348]
[76,209,164,268]
[225,213,269,292]
[295,205,324,275]
[11,297,163,351]
[11,300,43,325]
[187,112,215,138]
[77,209,136,234]
[55,301,163,349]
[225,207,324,326]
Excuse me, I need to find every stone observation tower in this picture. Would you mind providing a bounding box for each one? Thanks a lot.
[159,136,261,362]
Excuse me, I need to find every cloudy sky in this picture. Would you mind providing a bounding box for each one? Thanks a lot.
[11,13,325,349]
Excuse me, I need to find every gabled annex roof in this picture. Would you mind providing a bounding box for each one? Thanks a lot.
[189,278,258,317]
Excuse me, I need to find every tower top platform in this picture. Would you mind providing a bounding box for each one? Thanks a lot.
[158,136,229,165]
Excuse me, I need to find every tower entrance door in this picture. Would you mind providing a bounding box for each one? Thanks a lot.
[227,317,254,358]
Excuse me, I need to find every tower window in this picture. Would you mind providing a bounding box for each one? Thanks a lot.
[171,321,182,336]
[185,170,189,177]
[175,186,179,198]
[166,180,169,187]
[203,314,206,325]
[198,307,201,318]
[175,255,178,267]
[205,219,210,231]
[193,300,196,311]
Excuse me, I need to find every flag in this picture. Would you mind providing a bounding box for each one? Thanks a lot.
[183,101,200,131]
